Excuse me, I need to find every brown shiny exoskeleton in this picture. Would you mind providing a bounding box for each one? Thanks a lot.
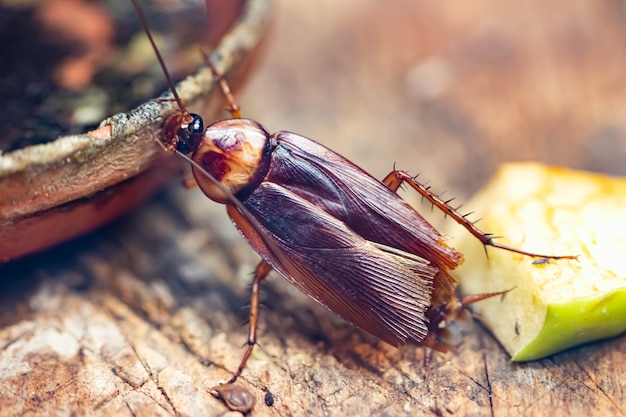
[132,0,576,406]
[162,79,574,380]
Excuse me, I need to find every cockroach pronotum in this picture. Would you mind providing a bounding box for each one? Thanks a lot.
[131,0,575,410]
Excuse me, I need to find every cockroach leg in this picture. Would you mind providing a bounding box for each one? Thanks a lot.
[197,48,242,119]
[459,287,515,307]
[455,288,516,326]
[383,170,577,260]
[229,260,273,384]
[422,287,516,354]
[382,171,403,192]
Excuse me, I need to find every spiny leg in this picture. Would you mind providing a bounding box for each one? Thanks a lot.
[458,287,517,328]
[420,287,515,368]
[459,287,515,307]
[382,170,577,260]
[198,48,242,119]
[228,260,273,384]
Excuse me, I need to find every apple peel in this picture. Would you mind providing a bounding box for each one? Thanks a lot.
[446,162,626,361]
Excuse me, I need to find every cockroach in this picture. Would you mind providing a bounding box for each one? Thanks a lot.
[132,0,575,407]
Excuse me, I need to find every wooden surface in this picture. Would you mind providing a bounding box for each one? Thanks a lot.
[2,0,626,416]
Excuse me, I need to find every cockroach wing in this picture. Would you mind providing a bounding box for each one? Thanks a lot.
[227,182,438,346]
[263,132,463,307]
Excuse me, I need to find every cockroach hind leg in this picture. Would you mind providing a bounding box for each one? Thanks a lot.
[423,290,513,357]
[459,287,516,307]
[454,288,517,332]
[382,170,403,192]
[385,170,578,261]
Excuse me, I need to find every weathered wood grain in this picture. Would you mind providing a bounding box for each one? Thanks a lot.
[1,190,625,416]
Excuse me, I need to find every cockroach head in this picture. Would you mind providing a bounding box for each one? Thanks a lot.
[162,111,204,154]
[176,113,204,153]
[191,118,271,204]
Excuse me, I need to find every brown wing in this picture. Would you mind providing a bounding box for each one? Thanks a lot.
[228,182,437,346]
[260,132,462,306]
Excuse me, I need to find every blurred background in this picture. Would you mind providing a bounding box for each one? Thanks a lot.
[239,0,626,203]
[164,0,626,299]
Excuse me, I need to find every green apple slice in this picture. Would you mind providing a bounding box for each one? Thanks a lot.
[445,162,626,360]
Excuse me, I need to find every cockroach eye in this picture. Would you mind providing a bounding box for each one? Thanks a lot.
[187,113,204,133]
[176,113,205,154]
[191,118,271,203]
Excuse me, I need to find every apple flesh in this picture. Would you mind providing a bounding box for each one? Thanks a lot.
[446,162,626,360]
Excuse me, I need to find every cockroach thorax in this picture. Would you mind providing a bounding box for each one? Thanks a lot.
[193,118,272,204]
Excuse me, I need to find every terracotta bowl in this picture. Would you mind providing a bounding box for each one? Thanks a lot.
[0,0,271,261]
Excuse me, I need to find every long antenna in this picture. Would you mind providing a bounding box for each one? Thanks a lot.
[131,0,188,114]
[131,0,280,262]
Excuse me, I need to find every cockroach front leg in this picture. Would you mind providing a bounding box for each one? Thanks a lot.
[228,260,273,384]
[382,170,577,260]
[197,48,242,119]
